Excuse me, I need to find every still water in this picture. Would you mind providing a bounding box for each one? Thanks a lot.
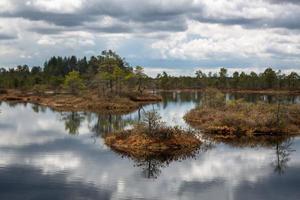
[0,92,300,200]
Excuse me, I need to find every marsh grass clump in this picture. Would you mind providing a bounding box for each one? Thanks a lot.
[104,111,202,159]
[185,99,300,137]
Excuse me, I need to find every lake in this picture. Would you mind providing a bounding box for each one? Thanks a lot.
[0,92,300,200]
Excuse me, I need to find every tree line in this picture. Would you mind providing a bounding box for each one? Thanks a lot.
[156,67,300,90]
[0,50,299,95]
[0,50,149,95]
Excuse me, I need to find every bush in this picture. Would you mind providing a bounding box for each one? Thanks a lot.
[137,110,187,140]
[64,71,85,95]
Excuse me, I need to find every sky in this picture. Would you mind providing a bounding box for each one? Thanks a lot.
[0,0,300,76]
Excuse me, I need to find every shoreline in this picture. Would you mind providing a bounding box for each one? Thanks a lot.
[0,89,162,114]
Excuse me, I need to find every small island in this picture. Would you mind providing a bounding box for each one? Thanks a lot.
[0,89,161,113]
[104,111,202,159]
[184,88,300,139]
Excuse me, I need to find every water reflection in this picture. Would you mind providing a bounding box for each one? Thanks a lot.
[0,92,300,200]
[90,113,135,136]
[112,142,213,179]
[226,93,300,104]
[273,138,295,175]
[205,133,297,175]
[61,112,85,135]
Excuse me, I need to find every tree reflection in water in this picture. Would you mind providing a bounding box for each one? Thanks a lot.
[202,134,296,175]
[113,142,212,179]
[59,111,137,136]
[273,137,295,175]
[91,113,136,137]
[137,158,164,179]
[61,112,85,135]
[31,104,46,113]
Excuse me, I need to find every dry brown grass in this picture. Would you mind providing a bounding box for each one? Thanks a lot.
[0,89,139,113]
[124,91,162,102]
[104,126,202,159]
[185,100,300,137]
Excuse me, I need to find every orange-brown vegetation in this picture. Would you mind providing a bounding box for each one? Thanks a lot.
[104,125,201,159]
[185,100,300,137]
[125,91,162,102]
[0,89,161,113]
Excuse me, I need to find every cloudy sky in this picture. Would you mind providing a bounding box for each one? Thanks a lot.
[0,0,300,75]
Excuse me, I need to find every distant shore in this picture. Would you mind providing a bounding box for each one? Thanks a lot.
[151,88,300,95]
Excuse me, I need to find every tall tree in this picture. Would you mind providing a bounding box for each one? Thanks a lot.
[134,66,147,94]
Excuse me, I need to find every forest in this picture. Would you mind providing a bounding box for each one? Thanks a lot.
[0,50,299,95]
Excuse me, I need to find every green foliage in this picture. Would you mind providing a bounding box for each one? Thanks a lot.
[64,71,85,95]
[0,50,299,93]
[134,66,147,93]
[155,67,300,90]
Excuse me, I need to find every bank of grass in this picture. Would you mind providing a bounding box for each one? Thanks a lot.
[185,99,300,137]
[104,116,201,159]
[0,89,162,113]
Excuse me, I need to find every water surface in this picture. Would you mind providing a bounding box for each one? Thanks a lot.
[0,92,300,200]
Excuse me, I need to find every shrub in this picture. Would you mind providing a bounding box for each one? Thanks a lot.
[141,110,162,136]
[63,71,85,95]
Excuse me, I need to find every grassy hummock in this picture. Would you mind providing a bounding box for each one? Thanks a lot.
[0,89,162,113]
[104,110,202,159]
[184,100,300,137]
[105,126,201,159]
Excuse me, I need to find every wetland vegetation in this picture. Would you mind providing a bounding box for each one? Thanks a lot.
[0,50,300,143]
[185,88,300,138]
[105,111,202,160]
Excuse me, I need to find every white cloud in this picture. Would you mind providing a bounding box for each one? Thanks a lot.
[0,0,300,70]
[37,31,95,47]
[28,0,84,13]
[0,0,15,12]
[152,20,300,63]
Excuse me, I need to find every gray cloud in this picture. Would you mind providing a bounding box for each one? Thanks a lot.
[2,10,93,27]
[28,27,65,35]
[267,0,300,5]
[0,0,192,33]
[0,0,300,70]
[0,33,17,40]
[1,0,300,35]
